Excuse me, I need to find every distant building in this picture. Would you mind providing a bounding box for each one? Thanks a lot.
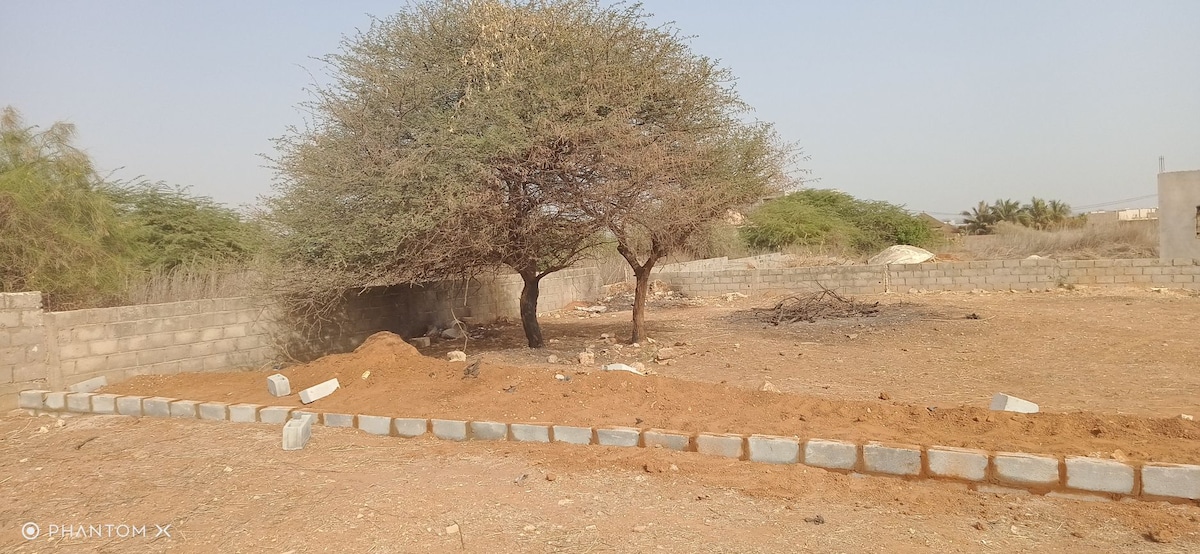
[1085,208,1158,227]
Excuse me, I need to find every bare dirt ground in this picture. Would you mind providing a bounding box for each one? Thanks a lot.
[2,414,1199,553]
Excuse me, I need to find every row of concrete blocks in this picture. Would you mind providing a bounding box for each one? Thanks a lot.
[17,389,1200,502]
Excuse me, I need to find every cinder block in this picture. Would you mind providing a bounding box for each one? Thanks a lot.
[596,427,641,447]
[358,414,392,435]
[927,446,988,481]
[552,425,593,445]
[17,389,48,410]
[228,403,261,423]
[299,378,339,404]
[432,419,468,441]
[43,392,67,411]
[994,452,1060,485]
[510,423,550,443]
[67,376,108,394]
[643,430,691,451]
[1065,456,1134,494]
[116,395,146,416]
[470,421,509,440]
[1142,463,1200,499]
[267,374,290,397]
[323,413,355,428]
[170,400,199,418]
[393,418,428,437]
[259,406,293,424]
[989,393,1039,413]
[65,393,93,413]
[198,402,228,421]
[90,393,119,414]
[408,337,431,347]
[292,412,318,426]
[804,439,859,470]
[141,397,175,418]
[696,433,744,459]
[863,443,922,476]
[282,416,312,451]
[748,435,800,464]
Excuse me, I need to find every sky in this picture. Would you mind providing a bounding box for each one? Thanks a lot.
[2,1,1198,220]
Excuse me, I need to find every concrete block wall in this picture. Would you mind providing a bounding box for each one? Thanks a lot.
[0,292,49,410]
[653,258,1199,296]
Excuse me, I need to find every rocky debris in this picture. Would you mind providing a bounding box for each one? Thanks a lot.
[441,326,464,340]
[753,288,880,325]
[447,350,467,362]
[578,351,595,365]
[723,292,749,302]
[602,363,644,376]
[879,391,892,401]
[554,373,569,381]
[803,515,825,525]
[547,355,559,364]
[630,362,646,373]
[760,381,780,393]
[575,305,608,313]
[655,347,679,361]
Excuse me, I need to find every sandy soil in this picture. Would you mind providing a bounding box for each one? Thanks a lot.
[2,414,1198,553]
[103,288,1200,464]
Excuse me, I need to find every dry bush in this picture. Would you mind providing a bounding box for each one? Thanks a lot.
[945,222,1157,260]
[121,264,258,306]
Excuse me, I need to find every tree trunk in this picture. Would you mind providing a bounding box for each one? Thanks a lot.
[519,271,545,348]
[630,266,651,344]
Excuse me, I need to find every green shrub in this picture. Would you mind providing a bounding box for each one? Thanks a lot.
[741,189,937,253]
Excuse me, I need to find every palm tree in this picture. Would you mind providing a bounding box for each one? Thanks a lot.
[1023,197,1052,230]
[991,199,1024,226]
[960,201,996,235]
[1047,200,1072,228]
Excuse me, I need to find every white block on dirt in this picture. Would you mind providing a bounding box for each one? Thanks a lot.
[927,446,988,481]
[748,435,800,464]
[447,351,467,362]
[804,439,858,470]
[282,416,312,451]
[267,374,291,397]
[65,393,93,413]
[552,425,593,445]
[357,415,392,436]
[596,427,640,447]
[299,378,339,404]
[67,376,108,394]
[602,363,644,375]
[510,424,550,443]
[989,393,1039,413]
[394,418,428,437]
[17,389,49,410]
[198,402,228,421]
[470,421,508,440]
[432,419,468,441]
[643,430,690,451]
[90,393,119,414]
[169,400,199,418]
[116,396,146,416]
[696,434,744,459]
[142,397,176,418]
[1065,456,1134,494]
[1142,463,1200,499]
[323,413,354,428]
[228,403,262,423]
[863,443,922,476]
[994,452,1060,485]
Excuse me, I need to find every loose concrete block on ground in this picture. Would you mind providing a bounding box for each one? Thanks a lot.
[471,421,508,440]
[358,415,392,436]
[323,413,355,428]
[989,393,1039,414]
[696,433,744,459]
[299,378,339,404]
[292,412,317,426]
[170,400,199,418]
[259,406,293,424]
[1065,456,1134,494]
[1142,463,1200,499]
[552,425,593,445]
[394,418,428,437]
[432,419,468,441]
[228,403,261,423]
[17,389,48,410]
[863,443,922,476]
[994,452,1060,486]
[643,430,690,451]
[67,376,107,394]
[65,393,93,413]
[927,446,988,481]
[90,393,119,414]
[748,435,800,464]
[282,416,312,451]
[804,439,858,470]
[510,423,550,443]
[596,427,641,447]
[142,397,175,418]
[198,402,228,421]
[267,374,291,397]
[116,395,146,416]
[43,392,67,412]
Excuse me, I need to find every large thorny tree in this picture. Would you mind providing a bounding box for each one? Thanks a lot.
[269,0,793,347]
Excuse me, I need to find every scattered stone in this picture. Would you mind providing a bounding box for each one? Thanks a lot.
[804,515,825,525]
[600,333,613,339]
[879,391,891,401]
[445,524,459,535]
[298,378,340,404]
[759,381,780,393]
[846,333,859,339]
[630,362,646,372]
[973,521,987,531]
[723,292,748,301]
[547,355,559,364]
[545,473,557,482]
[1182,414,1194,421]
[361,370,371,380]
[989,393,1039,414]
[655,347,679,361]
[602,363,643,375]
[408,336,431,347]
[267,374,291,397]
[447,350,467,362]
[578,351,595,365]
[554,373,569,381]
[575,305,607,313]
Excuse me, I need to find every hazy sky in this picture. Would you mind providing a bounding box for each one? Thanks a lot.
[2,1,1197,219]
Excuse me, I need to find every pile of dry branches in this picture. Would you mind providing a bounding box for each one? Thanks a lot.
[754,286,880,325]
